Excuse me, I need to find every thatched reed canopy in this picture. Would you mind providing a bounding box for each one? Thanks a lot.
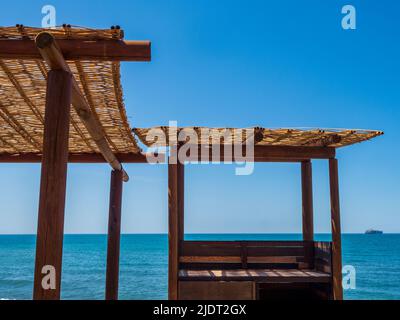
[0,26,141,155]
[0,25,383,159]
[133,127,383,148]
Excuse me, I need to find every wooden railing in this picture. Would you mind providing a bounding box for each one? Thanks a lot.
[179,241,332,271]
[314,242,332,273]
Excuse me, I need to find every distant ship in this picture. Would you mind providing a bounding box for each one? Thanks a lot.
[365,229,383,234]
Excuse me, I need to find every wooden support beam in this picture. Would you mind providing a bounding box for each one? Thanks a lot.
[168,163,179,300]
[178,161,185,242]
[0,152,165,163]
[105,170,124,300]
[301,161,314,241]
[181,145,335,162]
[0,145,334,163]
[0,39,151,61]
[35,32,129,182]
[33,70,72,300]
[254,146,335,160]
[329,158,344,300]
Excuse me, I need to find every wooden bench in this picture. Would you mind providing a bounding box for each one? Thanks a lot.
[178,241,333,300]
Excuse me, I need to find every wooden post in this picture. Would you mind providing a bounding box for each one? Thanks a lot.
[178,161,185,242]
[329,158,344,300]
[105,169,124,300]
[33,70,72,300]
[168,163,179,300]
[301,161,314,241]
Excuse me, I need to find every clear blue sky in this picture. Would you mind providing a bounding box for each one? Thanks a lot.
[0,0,398,234]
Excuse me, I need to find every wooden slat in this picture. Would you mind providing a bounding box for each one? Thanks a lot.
[33,70,72,300]
[105,170,123,300]
[181,244,306,257]
[0,152,165,163]
[0,39,151,61]
[246,246,306,257]
[179,269,331,283]
[246,256,301,264]
[180,256,305,264]
[180,256,242,263]
[168,163,179,300]
[329,158,343,300]
[179,241,314,270]
[35,32,129,182]
[314,242,332,274]
[182,240,308,247]
[181,243,241,257]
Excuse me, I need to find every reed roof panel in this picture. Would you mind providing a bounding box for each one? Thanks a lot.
[0,26,140,155]
[133,127,383,148]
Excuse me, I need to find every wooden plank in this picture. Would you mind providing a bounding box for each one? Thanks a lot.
[182,240,307,247]
[35,32,129,181]
[33,70,72,300]
[180,256,301,264]
[105,170,123,300]
[181,243,242,257]
[301,161,314,241]
[329,158,343,300]
[0,152,165,163]
[179,269,331,283]
[247,247,306,257]
[314,242,332,273]
[180,256,242,263]
[168,163,179,300]
[179,281,255,300]
[181,244,306,257]
[0,38,151,61]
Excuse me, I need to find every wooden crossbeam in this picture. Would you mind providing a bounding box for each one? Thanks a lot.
[0,145,334,163]
[0,152,163,163]
[0,39,151,61]
[178,145,335,162]
[35,32,130,181]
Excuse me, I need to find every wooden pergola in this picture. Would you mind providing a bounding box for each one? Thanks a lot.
[0,26,383,300]
[133,127,383,300]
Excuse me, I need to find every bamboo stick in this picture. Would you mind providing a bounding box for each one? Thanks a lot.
[35,32,129,181]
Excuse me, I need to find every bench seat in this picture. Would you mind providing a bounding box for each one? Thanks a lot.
[179,268,331,283]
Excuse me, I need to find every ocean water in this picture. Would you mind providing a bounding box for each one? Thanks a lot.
[0,234,399,300]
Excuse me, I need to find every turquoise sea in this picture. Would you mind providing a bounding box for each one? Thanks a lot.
[0,234,399,300]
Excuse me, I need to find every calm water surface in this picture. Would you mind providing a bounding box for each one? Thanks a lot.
[0,234,399,300]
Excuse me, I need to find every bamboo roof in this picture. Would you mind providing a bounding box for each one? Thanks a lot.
[0,26,140,155]
[133,127,383,148]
